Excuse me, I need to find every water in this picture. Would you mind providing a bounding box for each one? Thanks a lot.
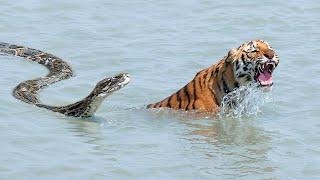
[219,83,273,118]
[0,0,319,179]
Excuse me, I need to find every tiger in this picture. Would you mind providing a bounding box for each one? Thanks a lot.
[147,39,279,112]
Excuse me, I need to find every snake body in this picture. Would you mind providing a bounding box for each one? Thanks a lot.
[0,42,130,117]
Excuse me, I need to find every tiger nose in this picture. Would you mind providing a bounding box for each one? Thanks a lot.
[264,49,274,59]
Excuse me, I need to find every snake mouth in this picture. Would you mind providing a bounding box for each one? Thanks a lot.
[256,63,275,87]
[103,73,130,93]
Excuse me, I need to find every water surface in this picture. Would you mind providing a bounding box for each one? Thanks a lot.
[0,0,319,179]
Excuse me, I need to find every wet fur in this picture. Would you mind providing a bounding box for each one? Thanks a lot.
[147,54,236,112]
[147,40,279,112]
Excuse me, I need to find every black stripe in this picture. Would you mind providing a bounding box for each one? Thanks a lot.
[198,77,202,89]
[222,75,230,94]
[210,67,220,93]
[202,72,207,87]
[214,93,220,106]
[203,70,208,81]
[238,73,247,78]
[241,54,245,60]
[192,80,196,109]
[234,82,239,89]
[183,85,190,110]
[176,92,181,109]
[213,67,219,77]
[167,96,172,108]
[235,61,240,70]
[216,66,220,73]
[211,70,215,78]
[241,59,245,66]
[217,77,221,92]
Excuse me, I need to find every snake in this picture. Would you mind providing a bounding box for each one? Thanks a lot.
[0,42,130,118]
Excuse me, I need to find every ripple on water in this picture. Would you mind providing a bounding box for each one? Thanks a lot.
[1,0,320,179]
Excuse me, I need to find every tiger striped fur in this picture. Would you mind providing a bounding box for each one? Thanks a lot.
[147,40,279,112]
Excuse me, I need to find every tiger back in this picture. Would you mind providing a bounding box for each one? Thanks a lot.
[147,40,279,112]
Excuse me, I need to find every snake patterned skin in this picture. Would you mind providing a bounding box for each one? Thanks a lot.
[0,42,130,117]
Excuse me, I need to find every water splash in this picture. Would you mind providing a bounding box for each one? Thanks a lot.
[219,83,273,119]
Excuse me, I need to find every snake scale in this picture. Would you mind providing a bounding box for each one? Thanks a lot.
[0,42,130,117]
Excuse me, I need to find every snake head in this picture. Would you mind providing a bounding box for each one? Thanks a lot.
[93,73,131,97]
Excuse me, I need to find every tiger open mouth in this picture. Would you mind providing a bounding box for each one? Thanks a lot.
[256,63,274,87]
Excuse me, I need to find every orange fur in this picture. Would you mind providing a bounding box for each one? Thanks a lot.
[147,58,236,112]
[147,40,279,113]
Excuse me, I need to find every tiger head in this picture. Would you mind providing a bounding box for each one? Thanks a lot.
[226,40,279,87]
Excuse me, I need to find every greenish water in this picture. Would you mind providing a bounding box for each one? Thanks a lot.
[0,0,319,179]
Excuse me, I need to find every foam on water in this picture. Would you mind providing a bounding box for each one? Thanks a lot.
[219,83,273,119]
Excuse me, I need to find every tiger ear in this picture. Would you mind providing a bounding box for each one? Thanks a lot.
[226,48,237,63]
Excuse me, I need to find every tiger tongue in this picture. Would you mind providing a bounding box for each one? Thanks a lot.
[257,68,273,86]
